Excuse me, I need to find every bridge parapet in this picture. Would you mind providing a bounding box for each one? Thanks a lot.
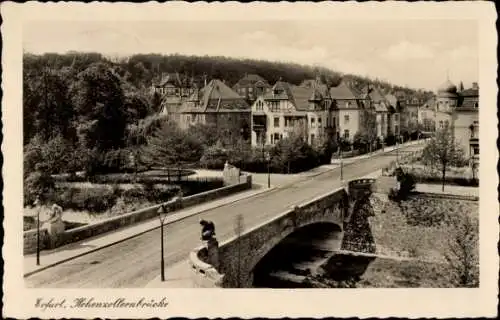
[188,248,223,288]
[187,178,381,288]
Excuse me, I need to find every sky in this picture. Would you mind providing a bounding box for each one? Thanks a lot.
[23,19,479,91]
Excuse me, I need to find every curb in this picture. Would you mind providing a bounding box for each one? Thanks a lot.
[24,185,276,278]
[24,142,423,277]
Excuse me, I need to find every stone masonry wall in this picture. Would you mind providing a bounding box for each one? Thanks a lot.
[23,175,252,254]
[216,187,348,288]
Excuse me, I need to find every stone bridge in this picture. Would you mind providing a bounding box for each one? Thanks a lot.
[189,178,377,288]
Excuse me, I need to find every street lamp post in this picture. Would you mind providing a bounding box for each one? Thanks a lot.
[34,197,41,266]
[265,152,271,188]
[396,135,399,164]
[157,205,168,282]
[339,147,343,181]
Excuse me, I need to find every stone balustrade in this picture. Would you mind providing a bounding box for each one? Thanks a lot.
[23,174,252,255]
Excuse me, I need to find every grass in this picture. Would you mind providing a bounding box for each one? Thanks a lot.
[370,194,478,259]
[357,257,452,288]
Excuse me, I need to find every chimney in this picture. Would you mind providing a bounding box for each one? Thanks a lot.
[472,82,478,90]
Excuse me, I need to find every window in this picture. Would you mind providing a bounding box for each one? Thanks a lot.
[317,117,322,127]
[311,118,315,128]
[186,115,191,123]
[473,146,479,155]
[439,120,444,128]
[395,125,399,135]
[311,134,315,144]
[445,120,449,128]
[255,101,263,111]
[343,129,350,140]
[274,117,280,127]
[395,114,399,121]
[344,115,349,123]
[270,101,280,112]
[273,133,281,144]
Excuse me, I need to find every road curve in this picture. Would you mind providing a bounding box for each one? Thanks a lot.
[25,144,423,288]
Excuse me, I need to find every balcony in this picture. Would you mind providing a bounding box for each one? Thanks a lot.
[252,124,266,131]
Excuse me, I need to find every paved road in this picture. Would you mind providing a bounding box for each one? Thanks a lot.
[25,144,423,288]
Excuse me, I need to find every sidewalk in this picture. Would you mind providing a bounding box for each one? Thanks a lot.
[331,139,426,165]
[24,184,274,277]
[23,139,425,278]
[145,260,194,288]
[145,170,385,289]
[250,140,425,187]
[415,183,479,198]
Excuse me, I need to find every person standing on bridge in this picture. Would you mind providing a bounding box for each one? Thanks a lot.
[200,219,216,241]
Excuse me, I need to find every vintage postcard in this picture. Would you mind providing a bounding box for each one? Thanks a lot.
[2,1,498,318]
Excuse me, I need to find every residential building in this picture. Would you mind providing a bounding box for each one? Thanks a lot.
[419,97,437,132]
[404,96,422,133]
[385,93,403,137]
[329,81,366,143]
[366,86,390,139]
[178,79,251,141]
[434,79,479,168]
[250,78,335,147]
[151,72,205,122]
[233,73,271,104]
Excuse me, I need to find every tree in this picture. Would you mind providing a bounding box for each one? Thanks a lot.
[353,115,377,153]
[421,125,465,191]
[186,123,220,148]
[151,91,163,113]
[71,62,127,152]
[23,68,76,143]
[143,120,203,168]
[24,135,79,176]
[443,212,479,287]
[123,91,151,123]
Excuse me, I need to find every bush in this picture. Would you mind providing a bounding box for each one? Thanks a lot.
[24,171,56,206]
[384,134,396,146]
[180,179,225,196]
[200,144,229,170]
[399,165,478,186]
[314,140,336,165]
[56,186,117,213]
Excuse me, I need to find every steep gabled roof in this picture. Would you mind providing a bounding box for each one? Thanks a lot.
[290,85,315,111]
[180,79,249,113]
[368,87,386,103]
[329,81,359,100]
[234,73,270,87]
[263,81,295,102]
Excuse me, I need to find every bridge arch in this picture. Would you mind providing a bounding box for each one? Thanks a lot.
[251,222,343,288]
